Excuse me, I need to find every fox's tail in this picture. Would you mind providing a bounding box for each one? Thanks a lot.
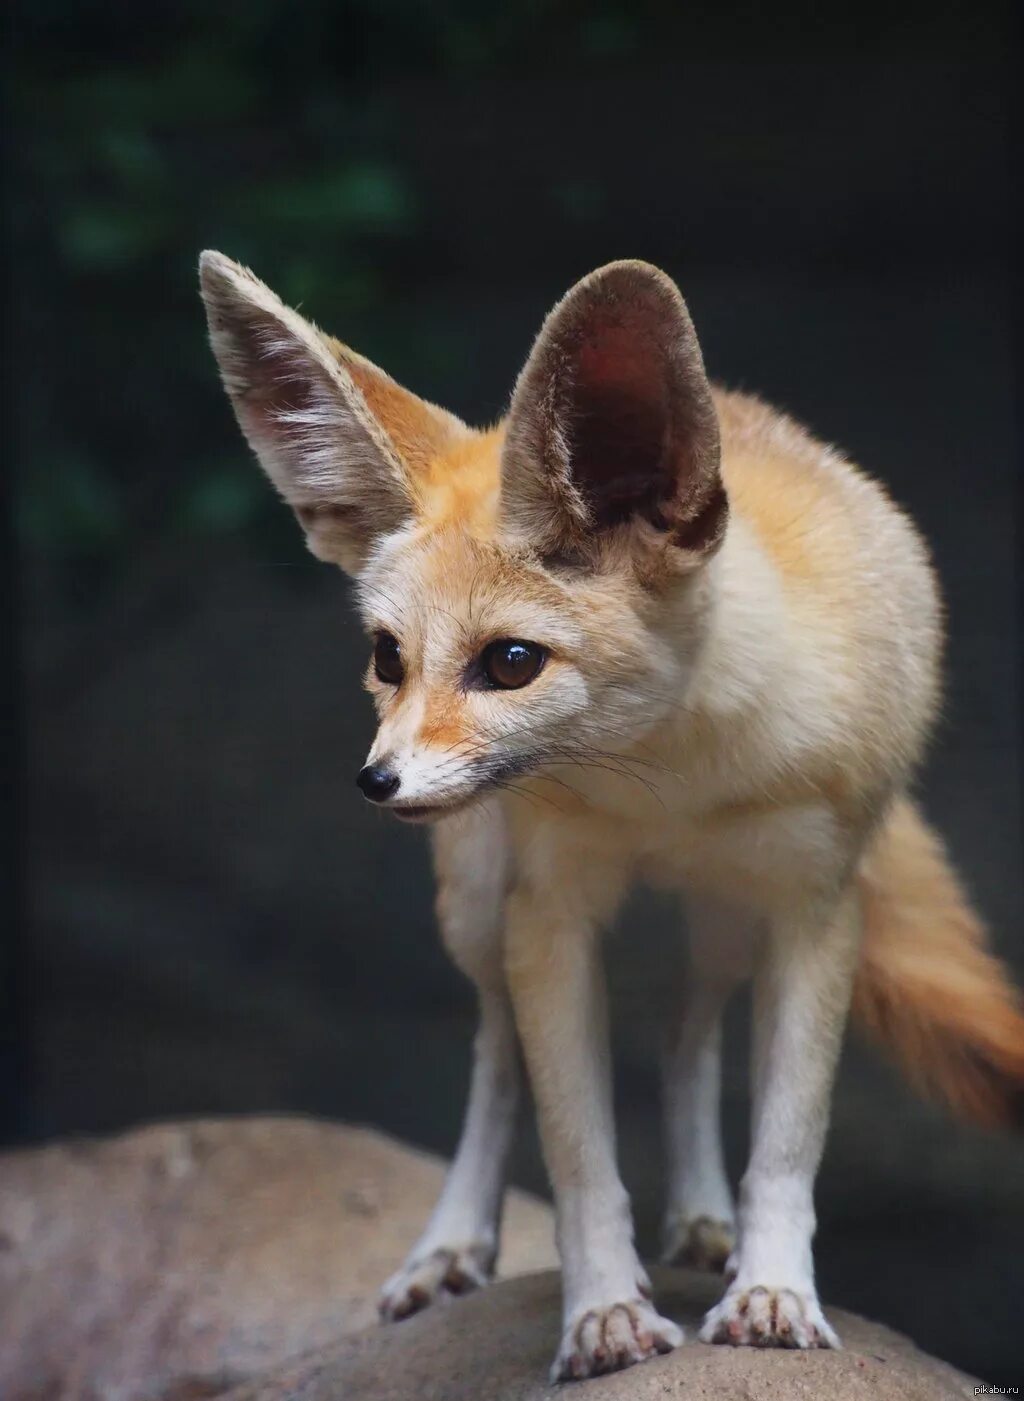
[852,795,1024,1129]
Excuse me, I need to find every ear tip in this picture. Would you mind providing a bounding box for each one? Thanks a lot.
[198,249,250,296]
[583,258,683,305]
[594,257,669,278]
[199,247,228,274]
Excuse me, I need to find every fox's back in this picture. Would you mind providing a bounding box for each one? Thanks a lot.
[715,387,938,632]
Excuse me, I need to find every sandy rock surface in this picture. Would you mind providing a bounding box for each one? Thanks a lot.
[229,1267,981,1401]
[0,1116,981,1400]
[0,1115,556,1400]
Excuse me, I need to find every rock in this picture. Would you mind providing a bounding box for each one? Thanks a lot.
[0,1116,556,1401]
[0,1117,979,1399]
[228,1267,980,1401]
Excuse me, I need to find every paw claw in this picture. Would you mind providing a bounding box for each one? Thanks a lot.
[379,1243,495,1322]
[700,1283,840,1350]
[661,1213,736,1273]
[551,1299,683,1381]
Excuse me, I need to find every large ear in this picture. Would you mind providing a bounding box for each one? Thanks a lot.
[199,251,465,573]
[500,260,725,567]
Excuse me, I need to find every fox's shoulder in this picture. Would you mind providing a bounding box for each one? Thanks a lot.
[695,388,941,814]
[711,385,930,597]
[713,383,871,521]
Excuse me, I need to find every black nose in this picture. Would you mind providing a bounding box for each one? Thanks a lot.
[356,764,400,802]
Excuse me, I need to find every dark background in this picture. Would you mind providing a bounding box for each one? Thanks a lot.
[6,0,1023,1386]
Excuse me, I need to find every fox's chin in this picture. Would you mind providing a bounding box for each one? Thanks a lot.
[390,794,479,824]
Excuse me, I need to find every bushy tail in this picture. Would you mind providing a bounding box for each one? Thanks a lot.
[852,795,1024,1128]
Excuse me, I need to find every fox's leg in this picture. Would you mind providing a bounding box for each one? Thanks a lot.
[379,801,520,1321]
[661,897,757,1271]
[504,855,683,1382]
[700,884,861,1348]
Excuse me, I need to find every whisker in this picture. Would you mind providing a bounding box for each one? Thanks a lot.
[526,769,594,811]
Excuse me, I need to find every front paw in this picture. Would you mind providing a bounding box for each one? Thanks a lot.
[661,1212,736,1272]
[379,1243,494,1322]
[700,1282,840,1349]
[551,1300,683,1382]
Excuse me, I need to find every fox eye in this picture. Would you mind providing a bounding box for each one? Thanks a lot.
[373,631,404,685]
[480,639,546,690]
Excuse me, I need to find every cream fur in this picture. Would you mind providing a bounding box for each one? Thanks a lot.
[200,251,1023,1383]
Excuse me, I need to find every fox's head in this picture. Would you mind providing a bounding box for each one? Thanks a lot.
[200,254,727,822]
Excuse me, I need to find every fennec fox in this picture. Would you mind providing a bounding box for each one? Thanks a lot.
[201,252,1024,1382]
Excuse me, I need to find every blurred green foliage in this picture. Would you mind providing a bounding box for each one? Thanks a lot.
[11,1,640,599]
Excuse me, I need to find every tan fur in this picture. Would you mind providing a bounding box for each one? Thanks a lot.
[200,251,1023,1124]
[854,796,1024,1127]
[418,692,474,752]
[353,391,1024,1125]
[201,251,1024,1374]
[327,337,469,475]
[718,403,850,581]
[413,426,505,535]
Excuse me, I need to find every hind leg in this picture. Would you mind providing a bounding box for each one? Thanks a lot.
[662,897,757,1272]
[379,801,520,1321]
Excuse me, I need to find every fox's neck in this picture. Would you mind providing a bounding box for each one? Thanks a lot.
[641,515,813,812]
[685,514,790,724]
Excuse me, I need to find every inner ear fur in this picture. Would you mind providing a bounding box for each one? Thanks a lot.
[199,250,464,571]
[500,260,726,564]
